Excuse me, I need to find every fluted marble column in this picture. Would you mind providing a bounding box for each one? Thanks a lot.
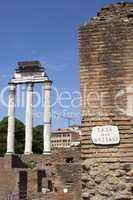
[43,80,52,154]
[7,83,16,155]
[24,83,33,155]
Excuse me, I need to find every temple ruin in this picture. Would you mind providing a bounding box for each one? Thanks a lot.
[0,61,81,200]
[7,61,52,155]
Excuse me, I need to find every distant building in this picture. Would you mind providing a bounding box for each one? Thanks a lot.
[51,126,81,149]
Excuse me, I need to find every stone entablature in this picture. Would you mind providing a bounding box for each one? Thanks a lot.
[11,61,48,84]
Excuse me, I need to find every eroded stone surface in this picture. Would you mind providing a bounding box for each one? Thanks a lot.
[82,159,133,200]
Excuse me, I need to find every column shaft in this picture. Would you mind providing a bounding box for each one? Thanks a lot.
[43,80,52,154]
[24,83,33,155]
[7,83,16,154]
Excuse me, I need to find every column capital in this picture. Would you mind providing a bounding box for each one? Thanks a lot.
[44,80,52,90]
[8,83,16,91]
[26,82,34,91]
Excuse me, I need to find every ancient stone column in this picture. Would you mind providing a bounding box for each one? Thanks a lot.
[7,83,16,155]
[24,83,33,155]
[43,80,52,154]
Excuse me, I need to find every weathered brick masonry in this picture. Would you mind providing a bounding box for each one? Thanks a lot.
[79,2,133,200]
[0,149,81,200]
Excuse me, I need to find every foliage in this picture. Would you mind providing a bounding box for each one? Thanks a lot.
[33,125,43,154]
[0,117,25,155]
[24,160,37,169]
[0,117,43,155]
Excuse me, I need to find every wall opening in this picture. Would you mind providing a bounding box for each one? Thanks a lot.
[19,171,27,200]
[48,180,53,192]
[37,170,46,192]
[65,157,74,163]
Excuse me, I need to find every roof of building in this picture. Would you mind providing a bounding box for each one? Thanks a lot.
[52,126,81,134]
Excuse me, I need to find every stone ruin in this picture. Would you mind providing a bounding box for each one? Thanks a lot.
[0,149,81,200]
[0,2,133,200]
[79,2,133,200]
[0,61,81,200]
[7,61,52,155]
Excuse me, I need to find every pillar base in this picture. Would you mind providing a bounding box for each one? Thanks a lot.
[43,151,52,155]
[24,152,33,155]
[6,152,15,155]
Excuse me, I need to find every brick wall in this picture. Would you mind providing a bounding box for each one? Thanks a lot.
[79,2,133,200]
[0,149,81,200]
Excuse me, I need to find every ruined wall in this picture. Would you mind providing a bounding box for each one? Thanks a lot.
[79,2,133,200]
[80,2,133,117]
[0,149,81,200]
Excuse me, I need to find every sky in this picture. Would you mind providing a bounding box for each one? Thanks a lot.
[0,0,132,129]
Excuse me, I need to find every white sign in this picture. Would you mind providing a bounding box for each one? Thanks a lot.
[91,125,120,145]
[63,188,68,193]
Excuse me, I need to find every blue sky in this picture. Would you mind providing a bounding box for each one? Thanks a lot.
[0,0,132,129]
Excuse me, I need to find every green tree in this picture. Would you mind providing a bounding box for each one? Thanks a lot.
[0,117,25,155]
[33,125,43,154]
[0,117,8,155]
[14,118,25,154]
[0,117,44,155]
